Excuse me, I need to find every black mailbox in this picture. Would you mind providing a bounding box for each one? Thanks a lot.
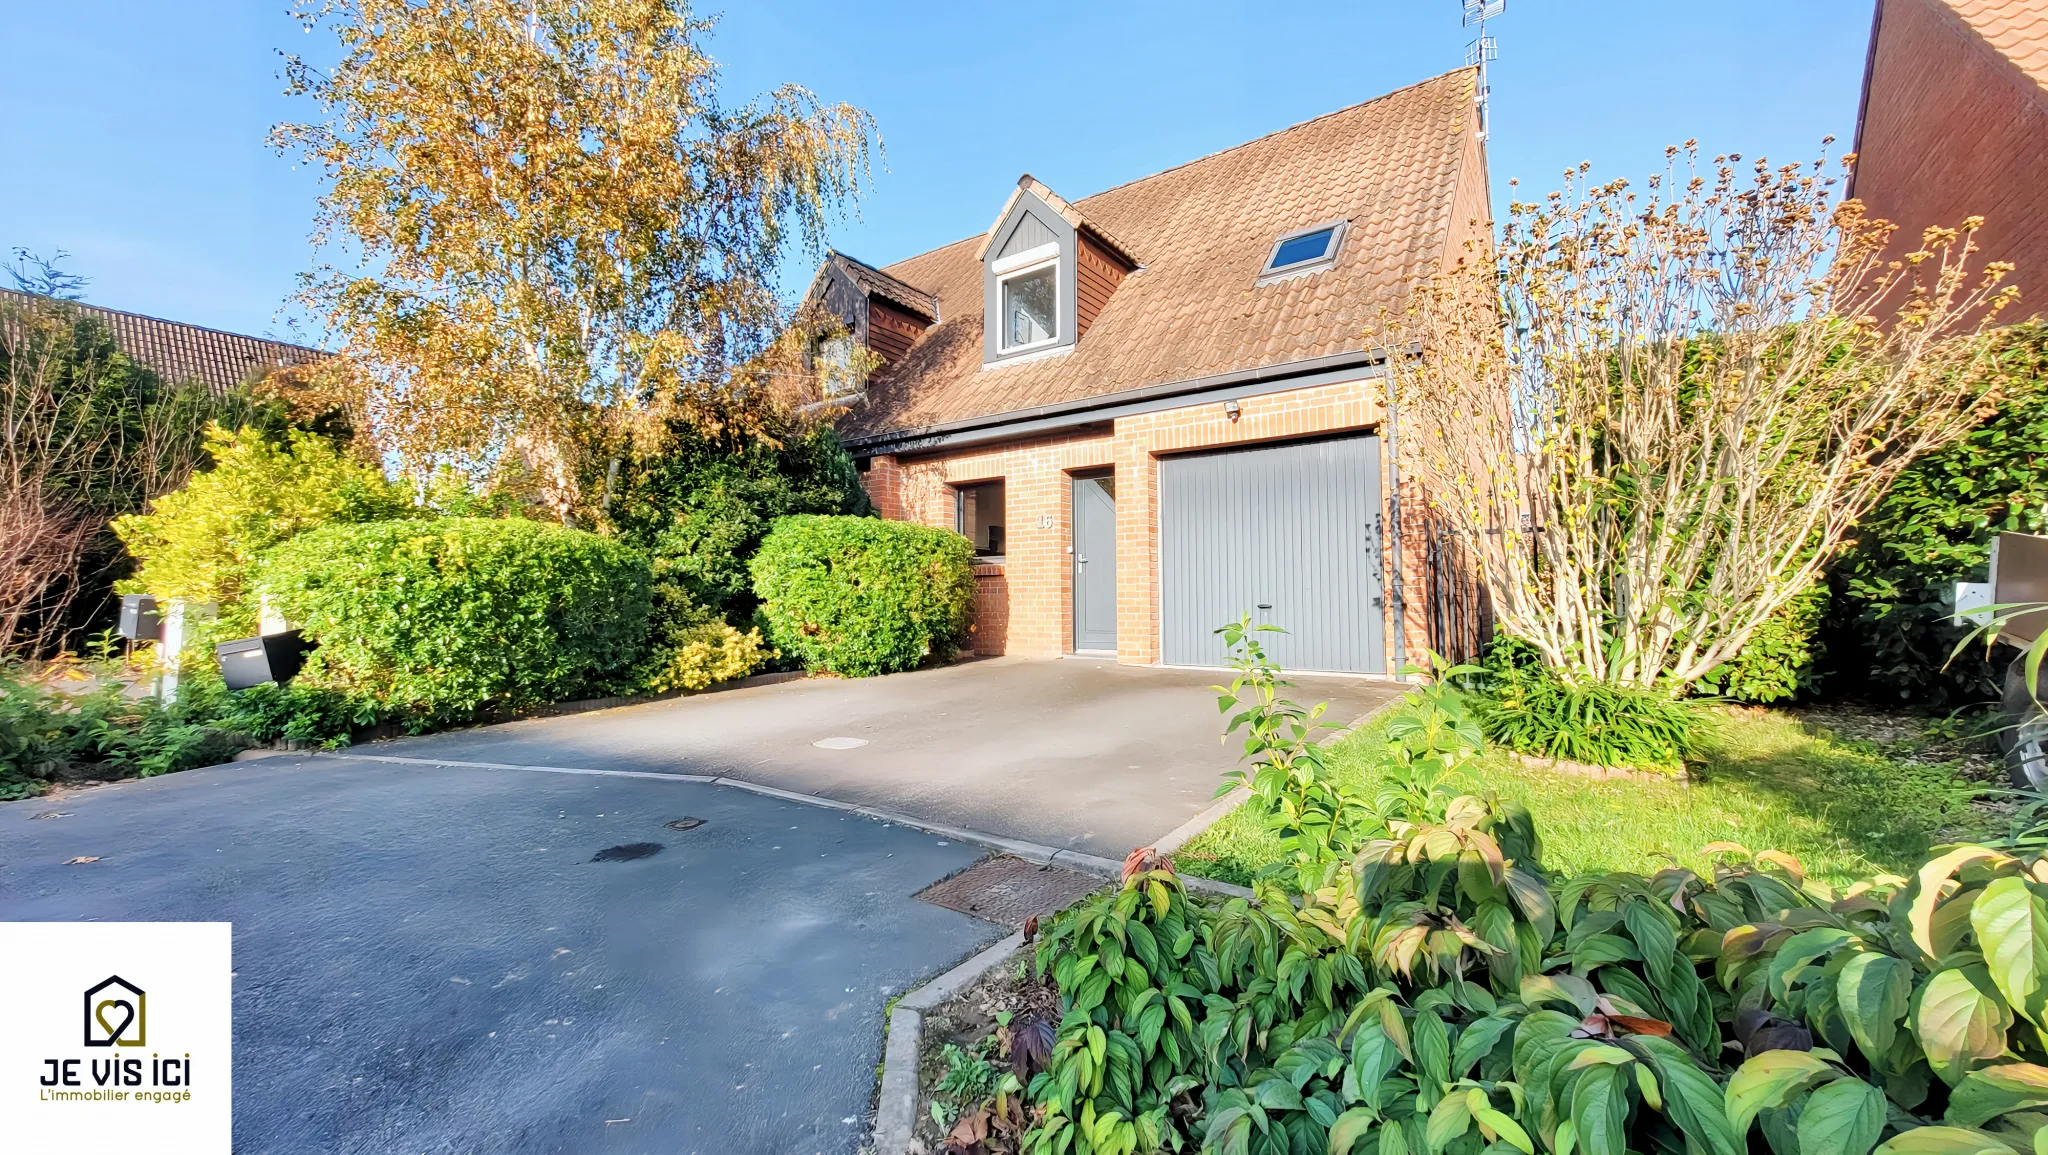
[216,630,313,691]
[118,594,162,641]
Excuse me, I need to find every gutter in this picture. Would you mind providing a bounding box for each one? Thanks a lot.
[847,345,1411,457]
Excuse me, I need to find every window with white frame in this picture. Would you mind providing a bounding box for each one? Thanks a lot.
[993,242,1059,353]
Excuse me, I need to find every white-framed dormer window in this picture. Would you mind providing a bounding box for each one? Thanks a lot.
[993,241,1059,353]
[1258,219,1349,283]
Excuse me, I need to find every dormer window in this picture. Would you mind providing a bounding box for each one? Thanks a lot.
[994,242,1060,353]
[1259,220,1348,282]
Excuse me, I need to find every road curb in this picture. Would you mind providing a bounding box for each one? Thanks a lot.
[872,930,1029,1155]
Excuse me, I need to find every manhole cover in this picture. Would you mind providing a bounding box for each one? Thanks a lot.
[590,842,663,862]
[812,736,868,750]
[665,817,706,831]
[916,857,1104,928]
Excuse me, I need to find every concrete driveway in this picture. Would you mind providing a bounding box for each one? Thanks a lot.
[1,756,1002,1154]
[371,657,1405,855]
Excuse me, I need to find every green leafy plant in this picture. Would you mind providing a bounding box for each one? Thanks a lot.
[1211,619,1366,889]
[0,672,245,798]
[749,514,975,677]
[215,682,381,749]
[608,418,871,626]
[1475,655,1701,769]
[257,517,651,725]
[635,622,770,694]
[1690,841,2048,1152]
[1372,654,1489,826]
[1025,852,1215,1155]
[932,1039,1013,1130]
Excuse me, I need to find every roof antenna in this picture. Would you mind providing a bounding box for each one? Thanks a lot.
[1462,0,1505,142]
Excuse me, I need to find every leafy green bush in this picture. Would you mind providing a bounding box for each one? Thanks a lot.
[1695,586,1827,704]
[610,421,872,628]
[749,514,974,676]
[257,517,651,723]
[0,673,245,798]
[1824,322,2048,707]
[1476,655,1701,768]
[112,424,413,630]
[1019,713,2048,1155]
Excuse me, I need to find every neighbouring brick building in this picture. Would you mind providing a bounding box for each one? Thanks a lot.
[807,70,1491,674]
[1851,0,2048,284]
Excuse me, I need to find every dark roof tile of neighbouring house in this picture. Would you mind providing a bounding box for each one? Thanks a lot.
[0,288,327,395]
[837,68,1488,443]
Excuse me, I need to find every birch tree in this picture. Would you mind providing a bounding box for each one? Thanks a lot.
[1384,145,2017,690]
[273,0,875,520]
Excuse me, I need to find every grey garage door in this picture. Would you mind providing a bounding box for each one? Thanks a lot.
[1160,435,1385,673]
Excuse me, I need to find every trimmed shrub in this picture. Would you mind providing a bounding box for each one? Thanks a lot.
[749,515,974,676]
[257,517,651,723]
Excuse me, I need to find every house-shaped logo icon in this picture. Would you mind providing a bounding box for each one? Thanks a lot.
[83,975,146,1048]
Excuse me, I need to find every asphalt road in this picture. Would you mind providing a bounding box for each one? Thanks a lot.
[0,755,1003,1154]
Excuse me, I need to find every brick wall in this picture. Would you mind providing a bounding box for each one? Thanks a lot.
[969,564,1009,655]
[854,374,1465,670]
[1854,0,2048,293]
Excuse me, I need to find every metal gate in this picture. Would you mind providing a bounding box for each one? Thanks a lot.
[1159,435,1385,673]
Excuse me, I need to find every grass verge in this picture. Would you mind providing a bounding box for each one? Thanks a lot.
[1174,705,1993,888]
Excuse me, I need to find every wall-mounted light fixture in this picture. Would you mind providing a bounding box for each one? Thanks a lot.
[1224,399,1241,422]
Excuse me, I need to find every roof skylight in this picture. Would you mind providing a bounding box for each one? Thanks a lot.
[1260,221,1348,281]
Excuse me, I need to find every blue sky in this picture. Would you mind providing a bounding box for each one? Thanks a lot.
[0,1,1873,344]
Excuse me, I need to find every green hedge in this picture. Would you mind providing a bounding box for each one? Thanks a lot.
[749,515,974,676]
[1822,322,2048,706]
[257,517,651,722]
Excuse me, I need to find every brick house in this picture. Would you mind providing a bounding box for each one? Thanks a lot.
[807,69,1491,675]
[1850,0,2048,282]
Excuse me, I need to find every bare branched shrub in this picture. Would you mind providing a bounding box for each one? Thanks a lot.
[0,297,239,656]
[1383,145,2017,689]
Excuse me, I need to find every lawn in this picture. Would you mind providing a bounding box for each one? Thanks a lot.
[1173,703,1998,888]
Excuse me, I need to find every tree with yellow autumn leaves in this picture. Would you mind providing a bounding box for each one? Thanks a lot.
[272,0,874,523]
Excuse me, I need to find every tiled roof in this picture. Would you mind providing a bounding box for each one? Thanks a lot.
[0,288,326,395]
[821,252,940,320]
[841,68,1485,441]
[1939,0,2048,89]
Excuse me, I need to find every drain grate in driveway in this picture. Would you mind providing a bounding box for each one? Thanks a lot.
[915,857,1103,928]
